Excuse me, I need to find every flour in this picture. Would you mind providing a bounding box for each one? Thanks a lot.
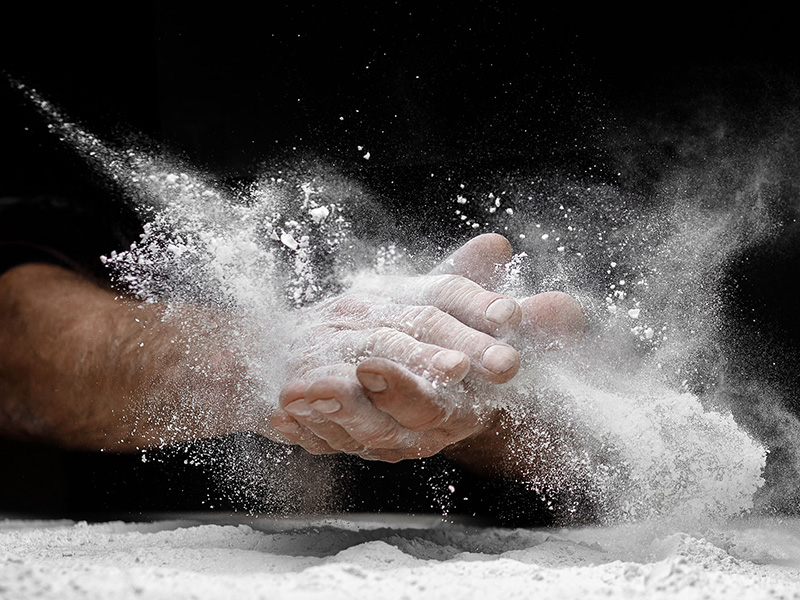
[17,79,800,527]
[1,517,799,599]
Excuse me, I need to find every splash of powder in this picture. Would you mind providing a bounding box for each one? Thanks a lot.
[17,80,787,524]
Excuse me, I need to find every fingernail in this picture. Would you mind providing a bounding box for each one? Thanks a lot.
[432,349,467,372]
[310,398,341,414]
[284,399,313,416]
[485,298,517,324]
[359,372,388,392]
[482,344,518,374]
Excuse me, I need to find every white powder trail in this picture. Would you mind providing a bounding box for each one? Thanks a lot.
[17,80,796,526]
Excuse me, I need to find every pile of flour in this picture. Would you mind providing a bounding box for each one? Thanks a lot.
[2,516,799,599]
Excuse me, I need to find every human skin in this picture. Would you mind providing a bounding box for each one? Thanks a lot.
[273,233,587,467]
[0,234,584,473]
[0,264,249,450]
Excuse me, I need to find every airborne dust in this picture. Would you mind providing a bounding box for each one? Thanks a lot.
[14,76,800,527]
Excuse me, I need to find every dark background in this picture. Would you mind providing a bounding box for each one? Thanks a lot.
[2,3,799,522]
[4,5,796,189]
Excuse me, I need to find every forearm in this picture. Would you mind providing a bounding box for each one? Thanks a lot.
[0,263,267,451]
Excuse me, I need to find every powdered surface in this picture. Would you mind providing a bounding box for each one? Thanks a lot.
[2,515,799,599]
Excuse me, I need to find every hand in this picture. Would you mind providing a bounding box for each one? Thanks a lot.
[269,234,586,462]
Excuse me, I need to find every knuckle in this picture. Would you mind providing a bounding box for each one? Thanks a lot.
[429,273,471,299]
[404,305,449,336]
[430,274,489,313]
[413,304,445,322]
[322,295,371,320]
[439,324,486,351]
[367,326,408,354]
[368,326,431,368]
[432,273,465,290]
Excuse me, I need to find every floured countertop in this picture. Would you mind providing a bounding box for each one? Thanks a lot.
[2,513,800,599]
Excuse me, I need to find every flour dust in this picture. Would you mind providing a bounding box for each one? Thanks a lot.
[17,79,800,525]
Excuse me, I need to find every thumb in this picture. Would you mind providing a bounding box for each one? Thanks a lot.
[517,292,587,352]
[428,233,514,291]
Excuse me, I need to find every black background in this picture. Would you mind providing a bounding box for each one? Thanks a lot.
[2,3,799,522]
[3,5,795,187]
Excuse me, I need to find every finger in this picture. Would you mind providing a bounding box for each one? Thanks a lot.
[356,357,456,432]
[369,310,520,383]
[276,365,474,461]
[517,291,587,353]
[296,377,419,450]
[277,378,365,453]
[356,358,485,451]
[389,273,522,338]
[309,280,521,383]
[270,406,340,455]
[284,375,422,452]
[428,232,514,290]
[283,408,365,454]
[342,273,521,338]
[426,233,519,337]
[367,326,473,384]
[313,324,472,384]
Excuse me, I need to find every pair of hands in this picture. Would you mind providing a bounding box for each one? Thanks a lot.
[269,234,585,463]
